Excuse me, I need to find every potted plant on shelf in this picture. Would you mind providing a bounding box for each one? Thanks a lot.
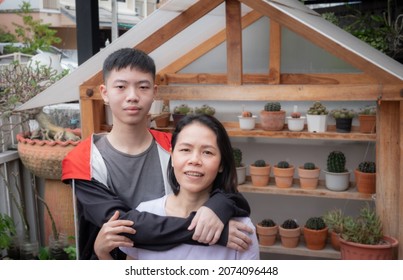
[358,105,376,133]
[256,218,278,246]
[354,161,376,194]
[303,217,328,250]
[153,103,171,128]
[298,162,320,189]
[194,104,216,116]
[306,101,328,133]
[259,102,285,131]
[330,108,357,133]
[323,208,344,251]
[172,104,193,127]
[273,160,295,188]
[339,204,399,260]
[279,219,301,248]
[286,105,305,132]
[249,159,271,187]
[238,109,257,130]
[323,151,350,191]
[232,147,246,185]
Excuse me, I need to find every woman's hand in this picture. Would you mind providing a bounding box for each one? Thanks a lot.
[94,210,136,260]
[188,206,224,245]
[226,219,253,251]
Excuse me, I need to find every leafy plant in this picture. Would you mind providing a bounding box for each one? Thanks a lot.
[305,217,326,230]
[277,161,290,168]
[281,219,299,229]
[0,213,17,251]
[264,102,281,112]
[358,161,376,173]
[259,219,276,227]
[330,108,356,119]
[253,159,267,167]
[303,162,316,170]
[232,147,243,168]
[323,208,344,234]
[327,151,347,173]
[307,101,328,115]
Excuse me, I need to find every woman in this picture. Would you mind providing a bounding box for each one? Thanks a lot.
[96,114,259,260]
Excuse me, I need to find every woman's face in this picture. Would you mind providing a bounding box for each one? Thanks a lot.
[171,122,222,194]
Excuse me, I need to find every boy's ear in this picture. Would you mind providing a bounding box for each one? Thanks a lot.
[100,84,108,103]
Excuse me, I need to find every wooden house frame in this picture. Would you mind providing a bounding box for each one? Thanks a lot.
[18,0,403,258]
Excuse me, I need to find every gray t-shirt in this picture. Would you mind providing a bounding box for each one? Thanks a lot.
[94,135,165,208]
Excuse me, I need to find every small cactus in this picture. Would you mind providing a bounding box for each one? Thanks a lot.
[174,104,193,115]
[195,104,215,115]
[241,111,253,117]
[303,162,316,170]
[291,112,301,118]
[264,102,281,112]
[327,151,346,173]
[305,217,326,230]
[307,101,328,115]
[232,147,242,168]
[259,219,276,227]
[281,219,299,229]
[358,161,376,173]
[277,161,290,168]
[254,159,267,167]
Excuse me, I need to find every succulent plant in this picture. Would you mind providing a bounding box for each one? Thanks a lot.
[264,102,281,112]
[327,151,346,173]
[358,161,376,173]
[323,208,344,234]
[254,159,267,167]
[232,147,243,168]
[173,104,193,115]
[241,111,253,117]
[290,112,301,118]
[303,162,316,170]
[194,104,215,115]
[330,108,356,119]
[359,105,376,115]
[305,217,326,230]
[281,219,299,229]
[307,101,328,115]
[259,218,276,227]
[277,161,290,168]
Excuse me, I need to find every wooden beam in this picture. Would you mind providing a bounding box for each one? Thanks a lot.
[240,0,402,84]
[157,10,263,78]
[156,84,403,101]
[226,0,243,85]
[400,101,403,259]
[268,20,281,84]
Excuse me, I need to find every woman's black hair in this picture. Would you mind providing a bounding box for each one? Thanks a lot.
[167,114,238,195]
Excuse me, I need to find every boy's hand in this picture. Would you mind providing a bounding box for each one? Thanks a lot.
[188,206,224,245]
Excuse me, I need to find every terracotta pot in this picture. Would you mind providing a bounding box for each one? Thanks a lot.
[298,167,320,189]
[354,169,376,194]
[358,114,376,133]
[340,236,399,260]
[249,164,271,186]
[330,231,341,251]
[154,112,171,128]
[260,110,285,131]
[279,226,301,248]
[303,227,328,250]
[256,224,279,246]
[273,165,295,188]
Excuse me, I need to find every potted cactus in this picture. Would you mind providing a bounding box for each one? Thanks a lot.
[279,219,301,248]
[172,104,193,127]
[194,104,215,116]
[286,105,305,132]
[323,151,351,191]
[249,159,271,186]
[259,102,285,131]
[330,108,357,133]
[303,217,328,250]
[273,160,295,188]
[256,218,278,246]
[354,161,376,194]
[238,107,257,130]
[232,147,246,185]
[306,101,329,133]
[358,105,376,133]
[298,162,320,189]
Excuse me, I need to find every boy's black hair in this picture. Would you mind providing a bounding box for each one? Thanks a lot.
[102,48,156,82]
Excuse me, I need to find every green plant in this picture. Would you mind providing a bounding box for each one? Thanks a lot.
[259,219,276,227]
[264,102,281,111]
[358,161,376,173]
[173,104,193,115]
[303,162,316,170]
[305,217,326,230]
[359,105,377,115]
[307,101,328,115]
[330,108,356,119]
[281,219,299,229]
[341,204,383,245]
[327,151,346,173]
[277,161,290,168]
[0,213,17,251]
[253,159,267,167]
[232,147,243,168]
[323,208,344,234]
[194,104,215,115]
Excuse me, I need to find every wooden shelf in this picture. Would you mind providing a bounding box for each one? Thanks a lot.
[238,181,373,201]
[259,242,341,259]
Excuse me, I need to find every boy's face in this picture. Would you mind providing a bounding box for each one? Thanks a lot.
[100,67,156,127]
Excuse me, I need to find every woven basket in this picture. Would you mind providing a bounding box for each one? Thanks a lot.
[16,130,81,180]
